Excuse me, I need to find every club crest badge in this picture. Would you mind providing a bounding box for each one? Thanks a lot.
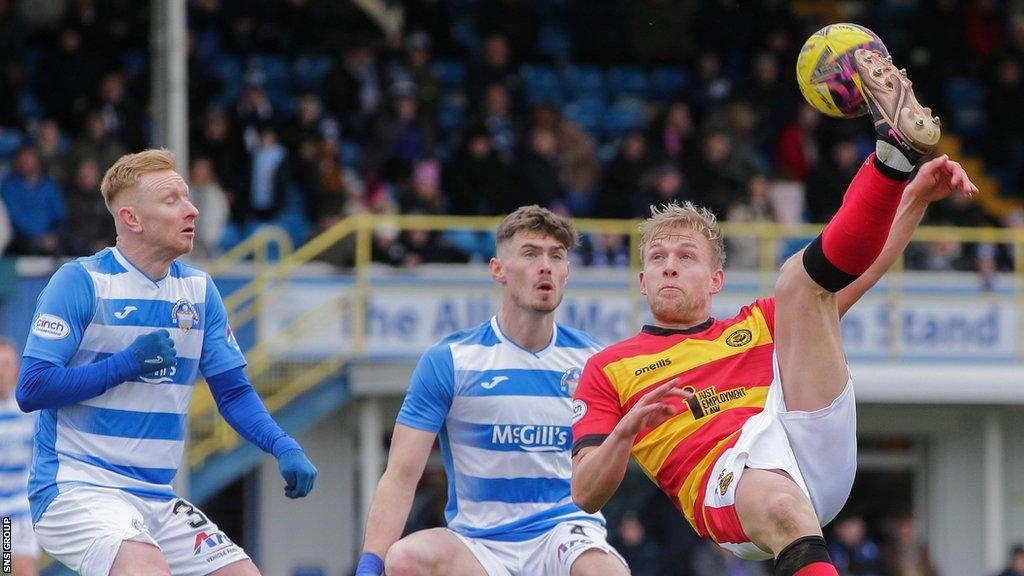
[171,299,199,332]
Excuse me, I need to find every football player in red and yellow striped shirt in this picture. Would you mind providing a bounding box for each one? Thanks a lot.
[572,151,976,575]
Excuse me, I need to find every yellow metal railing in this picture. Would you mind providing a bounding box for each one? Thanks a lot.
[187,214,1024,470]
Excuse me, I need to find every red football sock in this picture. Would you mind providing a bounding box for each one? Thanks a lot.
[820,153,909,275]
[794,563,840,576]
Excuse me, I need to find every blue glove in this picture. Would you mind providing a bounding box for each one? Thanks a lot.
[278,448,317,498]
[355,552,384,576]
[128,329,177,375]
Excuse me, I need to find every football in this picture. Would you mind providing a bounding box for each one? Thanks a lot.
[796,23,889,118]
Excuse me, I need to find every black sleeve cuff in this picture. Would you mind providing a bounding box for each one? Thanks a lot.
[572,434,610,457]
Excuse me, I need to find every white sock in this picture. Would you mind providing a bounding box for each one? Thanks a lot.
[875,140,915,172]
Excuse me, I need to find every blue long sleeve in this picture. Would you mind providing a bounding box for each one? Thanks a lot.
[206,367,299,458]
[16,353,140,412]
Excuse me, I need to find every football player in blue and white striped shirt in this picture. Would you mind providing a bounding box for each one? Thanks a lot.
[355,206,628,576]
[15,149,317,576]
[0,339,38,576]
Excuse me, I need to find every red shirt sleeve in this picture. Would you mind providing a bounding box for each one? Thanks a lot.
[572,355,623,455]
[753,296,776,337]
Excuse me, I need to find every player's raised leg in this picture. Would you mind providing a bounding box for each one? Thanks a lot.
[774,48,940,412]
[385,528,488,576]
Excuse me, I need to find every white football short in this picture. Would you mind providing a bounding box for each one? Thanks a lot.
[7,513,40,558]
[34,485,250,576]
[706,353,858,560]
[451,519,627,576]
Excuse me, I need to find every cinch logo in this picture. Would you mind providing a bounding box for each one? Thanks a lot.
[491,424,569,452]
[32,314,70,339]
[634,358,671,376]
[193,531,231,556]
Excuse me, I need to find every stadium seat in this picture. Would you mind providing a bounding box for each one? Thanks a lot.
[537,24,573,61]
[248,54,290,81]
[606,66,648,99]
[122,51,148,81]
[292,56,333,92]
[16,91,44,122]
[0,130,24,160]
[601,99,646,136]
[340,139,360,168]
[209,53,244,84]
[945,77,986,109]
[562,97,606,133]
[649,66,689,101]
[437,98,466,133]
[433,59,468,91]
[522,64,564,106]
[562,65,605,99]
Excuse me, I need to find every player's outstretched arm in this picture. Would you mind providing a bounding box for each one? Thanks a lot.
[356,423,436,576]
[837,155,978,316]
[206,367,317,498]
[572,378,689,513]
[16,329,177,412]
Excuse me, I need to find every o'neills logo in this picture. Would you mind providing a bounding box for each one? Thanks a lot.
[634,358,672,376]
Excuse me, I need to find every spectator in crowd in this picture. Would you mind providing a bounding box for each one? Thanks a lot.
[882,513,939,576]
[776,103,821,182]
[36,28,102,130]
[35,119,71,186]
[596,130,651,219]
[579,233,629,267]
[284,91,341,155]
[234,71,277,153]
[634,162,691,218]
[190,156,230,258]
[93,71,144,151]
[62,158,114,256]
[689,128,757,217]
[648,102,697,167]
[473,82,519,167]
[0,146,66,256]
[985,57,1024,196]
[726,173,777,269]
[299,137,364,232]
[359,79,437,180]
[69,110,128,175]
[518,126,566,209]
[828,515,888,576]
[533,104,600,216]
[476,0,537,62]
[445,122,515,215]
[469,33,520,102]
[403,31,441,119]
[325,43,383,136]
[994,544,1024,576]
[242,125,290,223]
[614,511,661,576]
[806,137,863,223]
[191,107,244,202]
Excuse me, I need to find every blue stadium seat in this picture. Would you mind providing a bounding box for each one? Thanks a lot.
[0,130,24,160]
[438,99,466,133]
[601,99,646,136]
[562,65,605,99]
[122,51,148,81]
[606,66,648,99]
[209,54,244,83]
[562,97,606,134]
[17,91,44,122]
[522,64,564,106]
[340,139,360,168]
[945,77,986,109]
[537,24,573,61]
[649,66,689,101]
[433,59,467,90]
[248,54,290,81]
[292,56,333,92]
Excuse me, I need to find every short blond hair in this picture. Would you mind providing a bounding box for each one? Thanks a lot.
[496,205,579,252]
[639,202,725,268]
[100,149,177,208]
